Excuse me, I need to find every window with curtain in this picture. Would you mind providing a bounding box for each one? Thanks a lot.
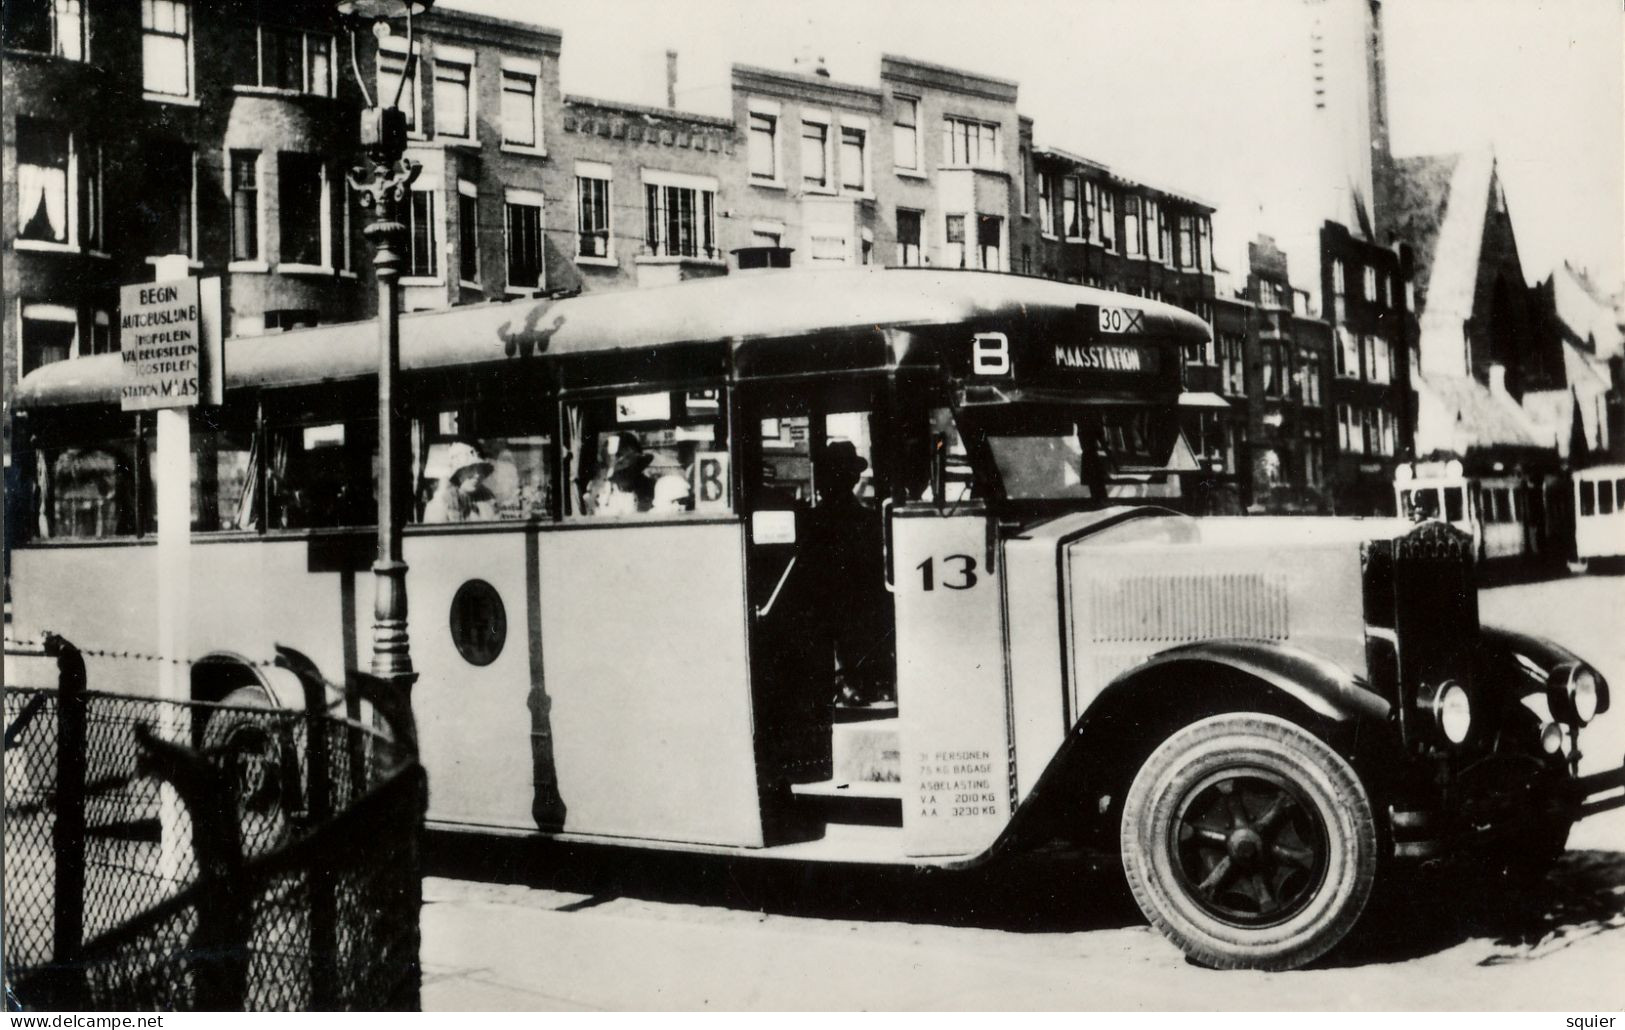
[142,0,191,96]
[16,118,69,244]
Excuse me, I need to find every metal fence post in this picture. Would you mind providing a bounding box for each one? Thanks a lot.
[275,646,336,1009]
[347,668,423,1011]
[42,632,86,1003]
[136,727,248,1010]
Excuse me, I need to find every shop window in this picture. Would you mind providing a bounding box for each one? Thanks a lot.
[564,391,730,518]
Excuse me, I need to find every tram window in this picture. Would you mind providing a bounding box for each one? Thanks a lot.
[1484,488,1508,523]
[1410,488,1439,519]
[1443,486,1464,523]
[1580,480,1596,517]
[265,419,377,529]
[754,410,878,508]
[414,433,553,524]
[1600,481,1616,516]
[565,391,729,517]
[35,438,140,539]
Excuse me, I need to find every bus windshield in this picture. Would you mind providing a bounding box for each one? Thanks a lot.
[969,403,1180,502]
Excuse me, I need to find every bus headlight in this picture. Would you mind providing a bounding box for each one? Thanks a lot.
[1423,679,1472,745]
[1548,663,1608,727]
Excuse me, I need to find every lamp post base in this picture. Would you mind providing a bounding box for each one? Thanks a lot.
[370,559,416,683]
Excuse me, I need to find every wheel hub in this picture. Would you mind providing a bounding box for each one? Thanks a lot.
[1171,770,1330,927]
[1227,828,1264,866]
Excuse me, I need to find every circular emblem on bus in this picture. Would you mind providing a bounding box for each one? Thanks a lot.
[450,579,506,667]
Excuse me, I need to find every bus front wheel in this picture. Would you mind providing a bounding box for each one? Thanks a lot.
[1119,712,1377,971]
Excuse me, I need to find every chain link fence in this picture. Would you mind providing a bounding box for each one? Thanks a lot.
[3,636,426,1011]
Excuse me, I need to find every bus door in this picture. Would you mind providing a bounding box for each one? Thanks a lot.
[888,386,1013,858]
[740,376,894,814]
[740,375,1013,857]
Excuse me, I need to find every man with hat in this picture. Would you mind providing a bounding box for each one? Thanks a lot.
[807,440,894,705]
[424,441,498,523]
[586,431,656,515]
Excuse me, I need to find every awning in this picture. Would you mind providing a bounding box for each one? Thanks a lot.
[1178,392,1230,409]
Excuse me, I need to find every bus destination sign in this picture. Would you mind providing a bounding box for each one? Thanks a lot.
[120,277,201,411]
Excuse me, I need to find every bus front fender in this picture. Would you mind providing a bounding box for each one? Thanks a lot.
[989,640,1392,860]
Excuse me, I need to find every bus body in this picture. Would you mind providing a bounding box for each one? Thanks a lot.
[10,269,1622,971]
[1573,464,1625,564]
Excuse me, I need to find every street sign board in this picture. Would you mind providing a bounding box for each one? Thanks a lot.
[120,278,202,411]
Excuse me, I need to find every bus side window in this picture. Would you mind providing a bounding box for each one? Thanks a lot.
[563,390,729,518]
[413,433,553,524]
[189,415,256,532]
[265,420,377,530]
[37,441,139,539]
[1600,480,1616,517]
[1580,480,1596,517]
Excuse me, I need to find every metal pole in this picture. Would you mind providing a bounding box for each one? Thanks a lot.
[349,107,419,686]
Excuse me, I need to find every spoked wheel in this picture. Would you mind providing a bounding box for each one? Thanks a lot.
[203,686,293,856]
[1121,713,1377,970]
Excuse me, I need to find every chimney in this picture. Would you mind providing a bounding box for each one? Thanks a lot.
[665,49,678,109]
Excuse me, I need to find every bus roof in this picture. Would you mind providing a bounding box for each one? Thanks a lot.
[13,269,1211,409]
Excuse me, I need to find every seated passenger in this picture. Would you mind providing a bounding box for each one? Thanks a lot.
[424,442,497,523]
[585,432,655,515]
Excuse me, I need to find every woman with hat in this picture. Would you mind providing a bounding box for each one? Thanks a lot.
[424,441,498,523]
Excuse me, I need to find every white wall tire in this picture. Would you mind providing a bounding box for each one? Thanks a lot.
[1120,713,1377,971]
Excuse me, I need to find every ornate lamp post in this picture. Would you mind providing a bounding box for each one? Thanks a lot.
[336,0,431,684]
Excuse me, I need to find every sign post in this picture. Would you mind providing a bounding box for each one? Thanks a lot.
[120,259,222,877]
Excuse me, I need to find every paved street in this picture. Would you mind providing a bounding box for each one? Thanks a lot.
[422,571,1625,1011]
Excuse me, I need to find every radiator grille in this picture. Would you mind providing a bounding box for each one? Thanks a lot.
[1084,572,1291,643]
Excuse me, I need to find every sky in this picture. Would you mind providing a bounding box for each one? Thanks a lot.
[443,0,1624,291]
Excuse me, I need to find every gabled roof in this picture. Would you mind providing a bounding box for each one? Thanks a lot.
[1380,152,1461,310]
[1415,372,1544,453]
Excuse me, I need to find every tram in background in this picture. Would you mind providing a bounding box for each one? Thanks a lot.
[11,268,1622,972]
[1573,463,1625,568]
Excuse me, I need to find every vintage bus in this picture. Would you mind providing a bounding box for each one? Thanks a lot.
[1573,464,1625,567]
[9,269,1621,971]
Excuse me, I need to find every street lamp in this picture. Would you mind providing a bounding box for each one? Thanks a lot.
[337,0,432,685]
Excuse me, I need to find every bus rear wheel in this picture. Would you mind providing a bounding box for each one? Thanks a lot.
[202,685,293,856]
[1120,713,1377,971]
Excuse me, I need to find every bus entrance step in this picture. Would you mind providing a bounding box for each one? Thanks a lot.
[790,779,903,828]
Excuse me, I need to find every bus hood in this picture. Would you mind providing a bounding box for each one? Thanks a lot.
[1014,509,1417,715]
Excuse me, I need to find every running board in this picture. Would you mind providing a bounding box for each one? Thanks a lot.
[790,779,904,828]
